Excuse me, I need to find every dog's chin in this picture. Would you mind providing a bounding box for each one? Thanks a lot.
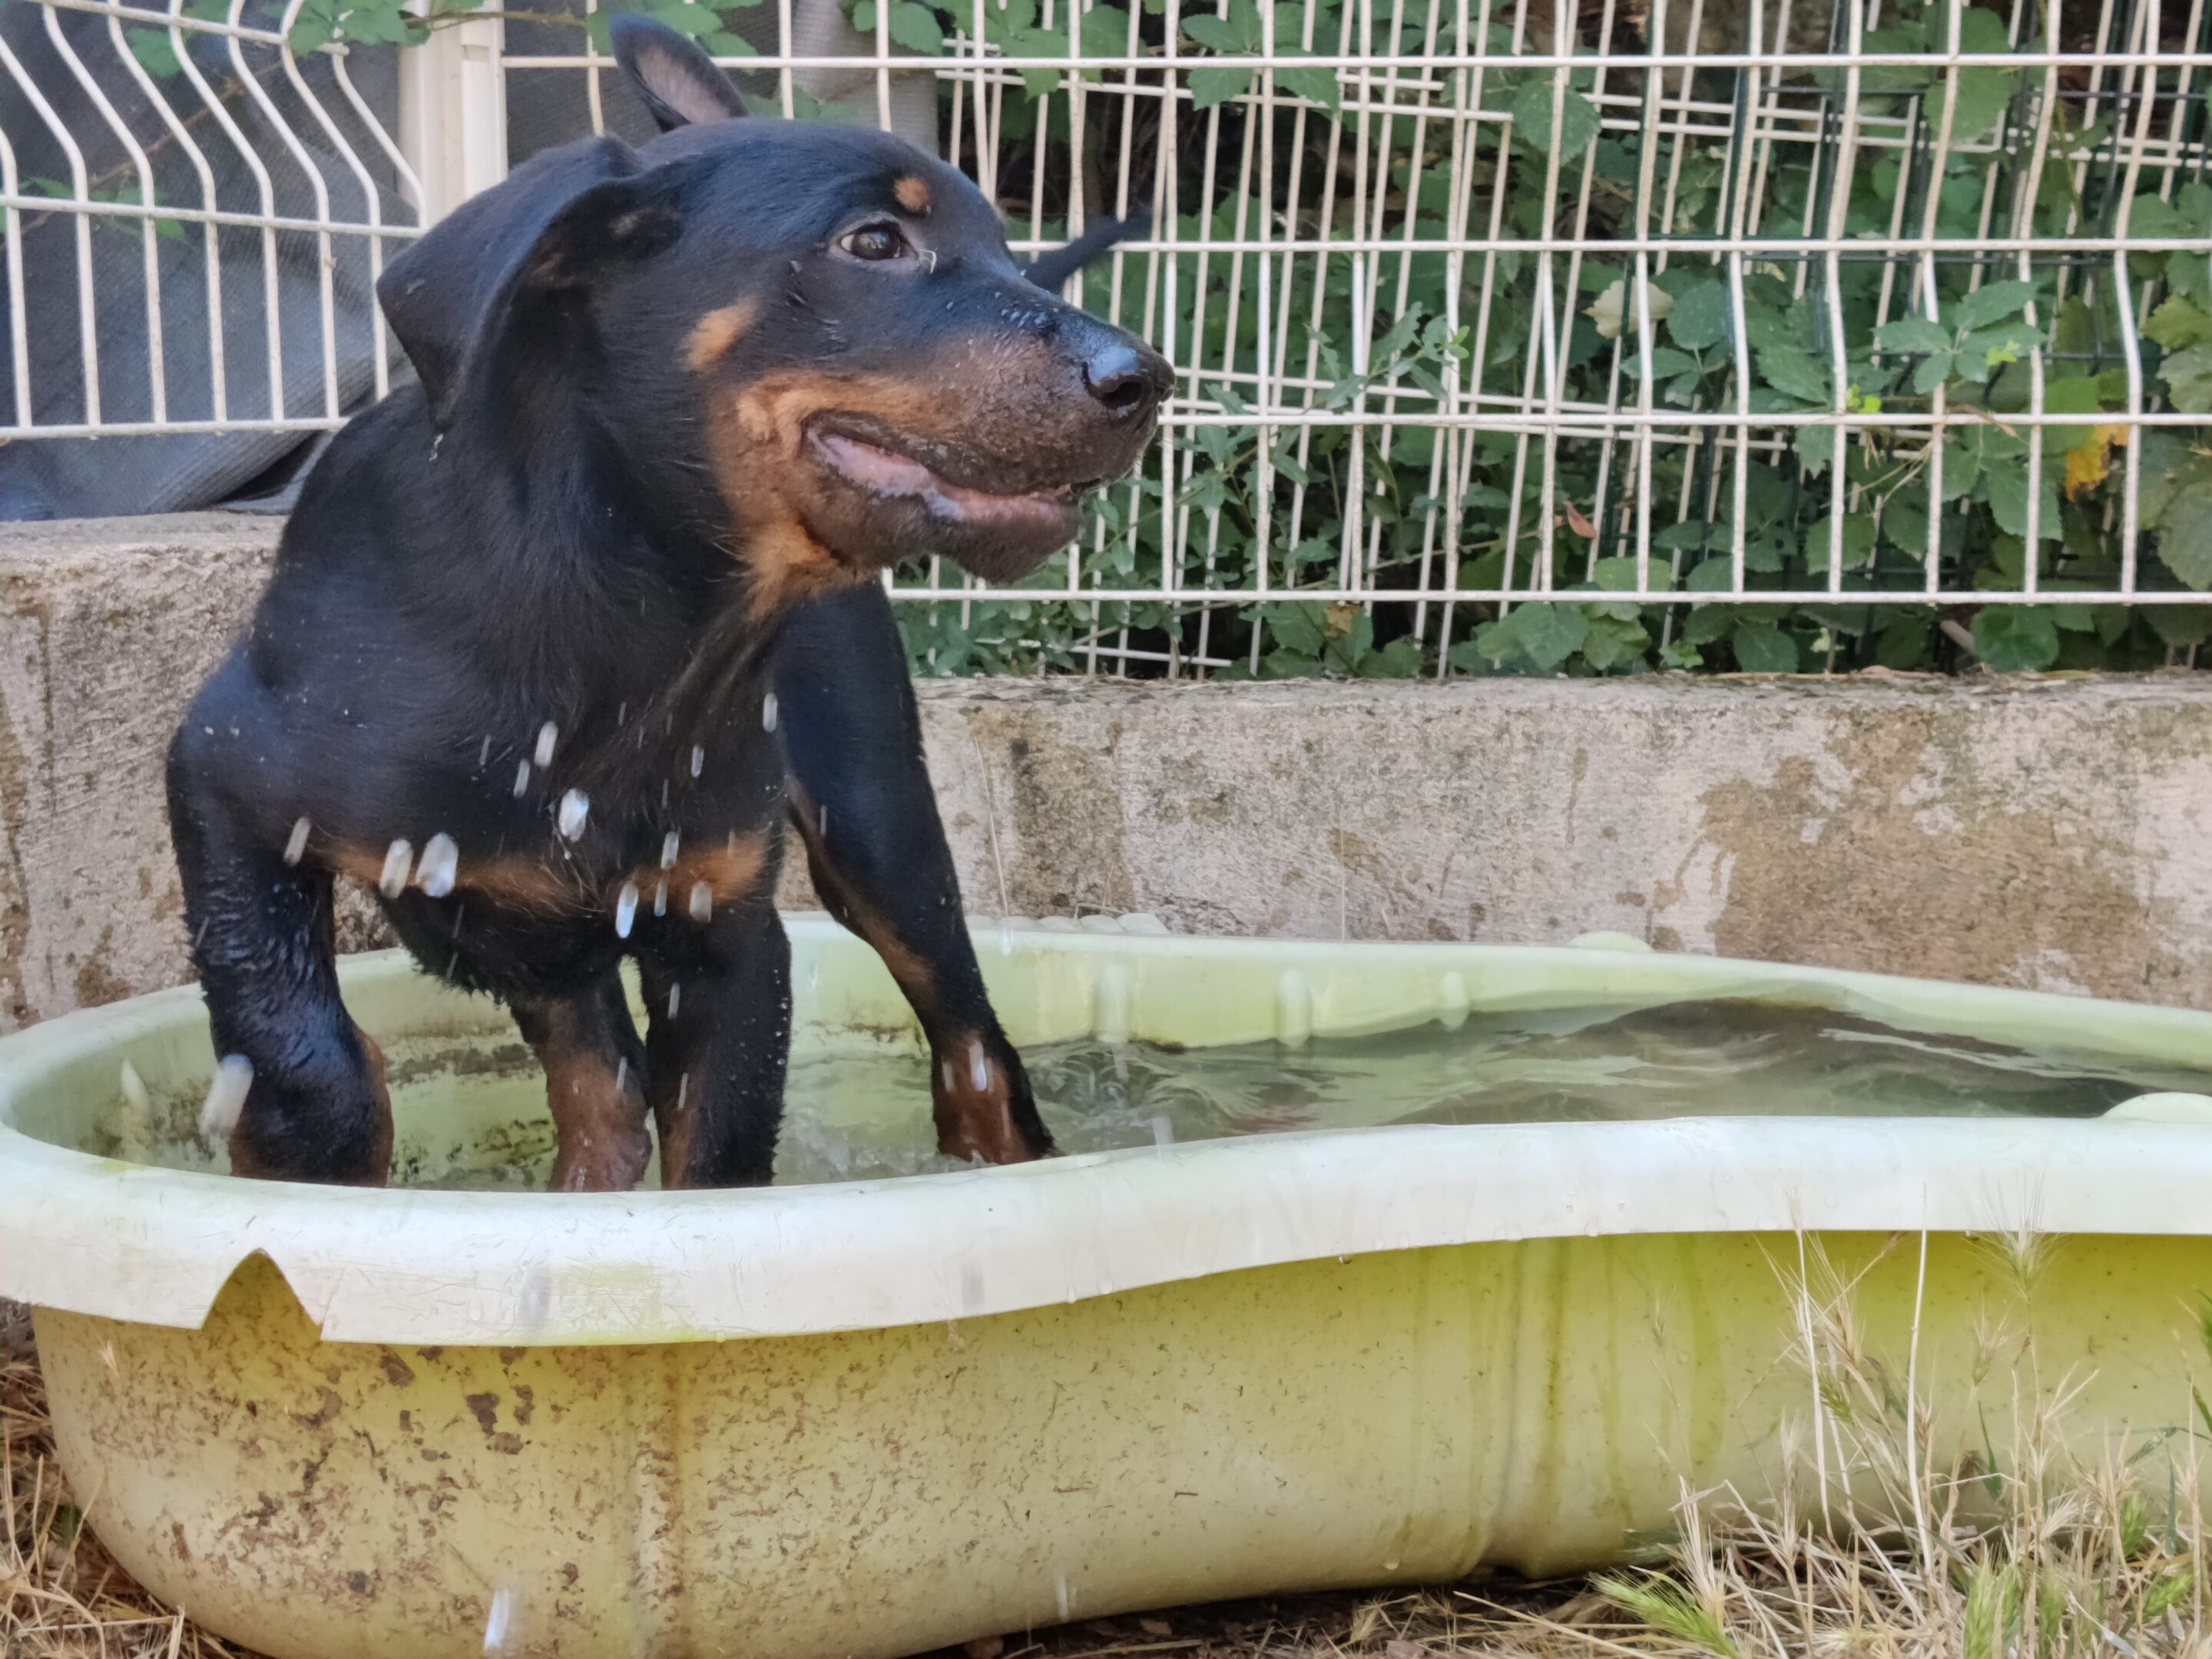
[803,427,1084,583]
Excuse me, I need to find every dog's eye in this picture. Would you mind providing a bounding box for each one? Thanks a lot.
[838,224,910,262]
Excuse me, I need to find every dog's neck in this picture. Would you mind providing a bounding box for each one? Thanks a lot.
[420,388,779,772]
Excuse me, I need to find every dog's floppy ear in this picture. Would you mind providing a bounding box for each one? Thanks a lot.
[378,134,682,427]
[611,13,748,131]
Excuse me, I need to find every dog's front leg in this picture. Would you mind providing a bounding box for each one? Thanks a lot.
[166,699,393,1185]
[771,583,1053,1165]
[635,892,793,1189]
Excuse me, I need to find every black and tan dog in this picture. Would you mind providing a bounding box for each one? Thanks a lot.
[165,18,1170,1191]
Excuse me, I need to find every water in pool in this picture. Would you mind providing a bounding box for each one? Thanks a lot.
[88,997,2212,1188]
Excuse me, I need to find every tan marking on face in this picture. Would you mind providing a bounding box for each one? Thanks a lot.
[527,1005,651,1193]
[685,298,760,374]
[893,174,931,214]
[931,1034,1038,1164]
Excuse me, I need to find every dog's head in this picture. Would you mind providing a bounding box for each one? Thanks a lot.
[377,19,1171,593]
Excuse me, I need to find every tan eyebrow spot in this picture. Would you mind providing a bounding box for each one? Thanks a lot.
[893,174,931,214]
[684,299,760,373]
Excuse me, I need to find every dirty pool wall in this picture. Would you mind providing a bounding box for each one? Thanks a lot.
[6,513,2212,1033]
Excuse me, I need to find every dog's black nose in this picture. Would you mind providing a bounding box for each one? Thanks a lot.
[1084,340,1171,419]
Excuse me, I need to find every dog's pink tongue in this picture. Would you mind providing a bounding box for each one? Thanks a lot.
[814,432,939,494]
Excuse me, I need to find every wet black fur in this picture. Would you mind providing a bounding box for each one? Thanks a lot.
[165,18,1168,1188]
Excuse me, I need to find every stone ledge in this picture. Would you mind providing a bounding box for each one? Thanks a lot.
[5,512,2208,1028]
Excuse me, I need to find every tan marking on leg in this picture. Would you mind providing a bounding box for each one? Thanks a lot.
[530,1009,651,1193]
[685,298,760,373]
[931,1033,1036,1164]
[786,793,934,1012]
[651,828,773,915]
[893,174,931,214]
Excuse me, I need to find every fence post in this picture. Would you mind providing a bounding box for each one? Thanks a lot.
[396,13,507,224]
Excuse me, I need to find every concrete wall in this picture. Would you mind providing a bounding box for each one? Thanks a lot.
[6,513,2212,1031]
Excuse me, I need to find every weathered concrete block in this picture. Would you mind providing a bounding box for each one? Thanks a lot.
[5,513,2210,1030]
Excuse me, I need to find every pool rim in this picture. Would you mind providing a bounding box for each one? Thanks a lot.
[5,920,2212,1346]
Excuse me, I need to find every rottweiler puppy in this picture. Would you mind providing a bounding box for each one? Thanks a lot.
[165,18,1170,1191]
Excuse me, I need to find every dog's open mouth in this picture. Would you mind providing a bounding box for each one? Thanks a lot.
[806,426,1081,538]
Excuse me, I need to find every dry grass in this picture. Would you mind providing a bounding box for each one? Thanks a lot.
[7,1237,2210,1659]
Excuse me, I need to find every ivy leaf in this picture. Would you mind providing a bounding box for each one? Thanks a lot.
[1273,61,1341,108]
[1730,621,1800,672]
[2147,296,2212,353]
[1628,346,1699,381]
[2157,482,2212,590]
[1580,614,1651,671]
[1264,602,1329,656]
[2161,344,2212,414]
[1951,278,2037,333]
[886,1,945,51]
[1876,315,1952,356]
[2141,430,2212,525]
[1182,2,1257,49]
[1804,513,1878,570]
[1875,611,1935,668]
[1509,81,1598,157]
[1935,66,2017,144]
[1757,346,1830,405]
[1665,280,1730,352]
[1982,457,2061,541]
[127,25,186,74]
[1972,607,2060,671]
[1681,604,1737,646]
[1187,65,1253,107]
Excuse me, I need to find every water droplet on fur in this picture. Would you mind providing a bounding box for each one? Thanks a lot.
[690,744,704,778]
[379,839,413,898]
[418,833,459,898]
[513,760,531,796]
[283,816,311,866]
[534,722,558,767]
[200,1055,253,1141]
[689,881,713,922]
[675,1074,689,1113]
[557,790,590,839]
[667,982,681,1018]
[614,882,639,939]
[661,830,680,868]
[969,1041,991,1094]
[761,691,779,733]
[478,734,492,767]
[654,879,668,916]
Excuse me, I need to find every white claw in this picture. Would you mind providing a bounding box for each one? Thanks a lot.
[199,1055,253,1141]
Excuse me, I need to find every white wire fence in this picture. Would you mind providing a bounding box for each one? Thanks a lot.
[4,0,2210,676]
